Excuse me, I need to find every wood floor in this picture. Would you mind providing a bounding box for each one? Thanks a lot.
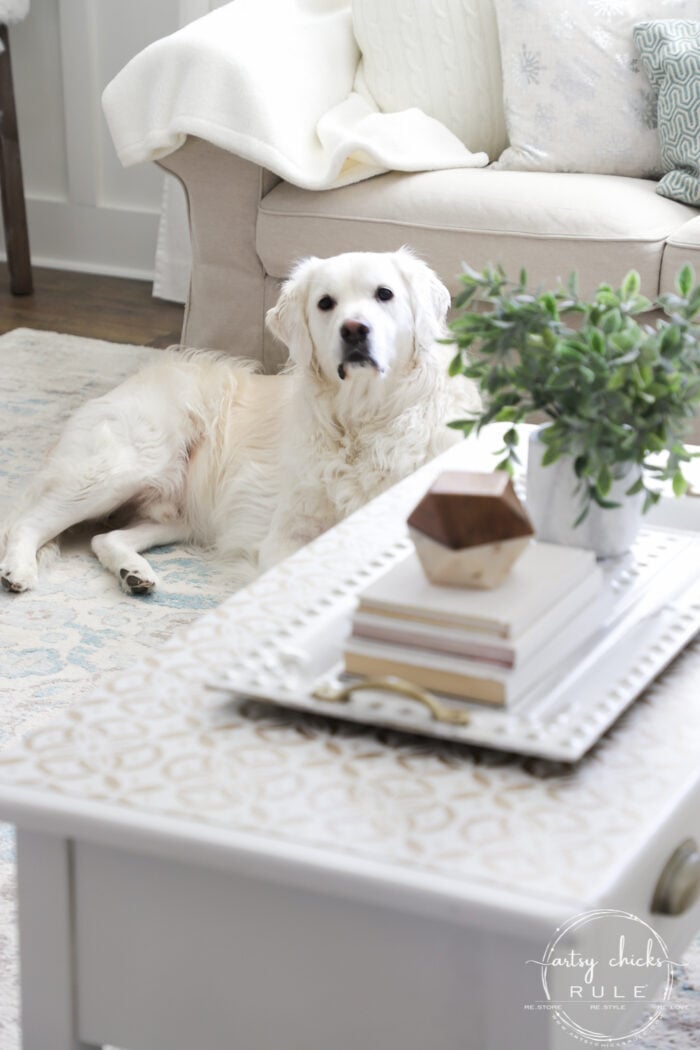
[0,264,185,348]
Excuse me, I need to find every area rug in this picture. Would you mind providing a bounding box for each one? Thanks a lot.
[0,327,698,1050]
[0,328,250,1050]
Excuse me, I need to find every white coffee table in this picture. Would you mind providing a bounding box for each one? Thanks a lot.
[1,429,699,1050]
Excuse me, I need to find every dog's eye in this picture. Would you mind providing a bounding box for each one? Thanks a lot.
[318,295,336,311]
[376,286,394,302]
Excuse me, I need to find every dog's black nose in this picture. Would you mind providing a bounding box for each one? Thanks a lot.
[340,320,370,347]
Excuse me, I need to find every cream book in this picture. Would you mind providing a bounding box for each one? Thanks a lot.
[351,567,604,669]
[344,588,608,705]
[357,541,597,638]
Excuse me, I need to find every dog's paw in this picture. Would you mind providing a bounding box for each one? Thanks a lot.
[119,565,157,596]
[0,561,37,594]
[0,571,36,596]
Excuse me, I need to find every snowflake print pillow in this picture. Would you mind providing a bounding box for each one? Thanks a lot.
[492,0,700,176]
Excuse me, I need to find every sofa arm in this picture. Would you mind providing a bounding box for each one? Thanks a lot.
[159,137,277,360]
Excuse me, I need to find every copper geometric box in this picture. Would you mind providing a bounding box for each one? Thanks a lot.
[407,471,534,589]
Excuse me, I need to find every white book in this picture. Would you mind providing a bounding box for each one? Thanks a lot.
[357,541,598,638]
[352,568,605,669]
[345,589,609,705]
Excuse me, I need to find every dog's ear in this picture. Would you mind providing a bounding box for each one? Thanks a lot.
[266,257,319,368]
[394,247,451,352]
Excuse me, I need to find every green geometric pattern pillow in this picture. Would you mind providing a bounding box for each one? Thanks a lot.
[634,20,700,206]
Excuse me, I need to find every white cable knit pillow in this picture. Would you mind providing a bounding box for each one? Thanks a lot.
[352,0,507,160]
[493,0,700,176]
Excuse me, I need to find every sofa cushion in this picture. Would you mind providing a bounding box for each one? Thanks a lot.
[352,0,507,160]
[660,215,700,293]
[257,168,697,297]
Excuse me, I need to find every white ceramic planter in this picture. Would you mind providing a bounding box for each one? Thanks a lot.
[525,428,645,558]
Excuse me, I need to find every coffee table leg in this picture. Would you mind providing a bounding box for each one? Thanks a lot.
[16,830,101,1050]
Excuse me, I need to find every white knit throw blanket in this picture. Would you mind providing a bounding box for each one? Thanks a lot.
[102,0,488,191]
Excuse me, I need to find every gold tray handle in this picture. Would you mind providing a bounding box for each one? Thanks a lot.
[312,676,470,726]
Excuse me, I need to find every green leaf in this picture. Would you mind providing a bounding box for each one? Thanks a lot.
[460,263,484,283]
[597,464,612,497]
[643,490,662,513]
[629,295,653,314]
[448,353,463,377]
[573,503,590,527]
[600,308,623,333]
[591,493,622,510]
[588,330,605,355]
[609,331,637,353]
[640,364,654,386]
[607,369,627,390]
[541,293,559,318]
[453,286,478,310]
[631,364,645,389]
[621,270,641,300]
[541,446,559,467]
[625,477,644,496]
[677,264,694,298]
[597,289,620,308]
[494,405,521,423]
[672,470,688,497]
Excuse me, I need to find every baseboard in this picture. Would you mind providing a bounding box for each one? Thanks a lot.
[0,197,161,282]
[1,252,156,283]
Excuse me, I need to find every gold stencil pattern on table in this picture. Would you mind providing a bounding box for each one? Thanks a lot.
[1,444,699,906]
[2,643,698,905]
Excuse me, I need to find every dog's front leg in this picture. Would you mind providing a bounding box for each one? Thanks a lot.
[1,470,144,594]
[91,516,190,596]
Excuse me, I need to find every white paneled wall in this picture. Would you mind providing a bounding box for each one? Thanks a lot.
[6,0,216,280]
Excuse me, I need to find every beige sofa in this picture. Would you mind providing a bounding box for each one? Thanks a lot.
[98,0,700,374]
[160,137,700,372]
[108,0,698,376]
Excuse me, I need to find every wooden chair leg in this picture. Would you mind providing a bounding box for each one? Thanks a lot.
[0,23,32,295]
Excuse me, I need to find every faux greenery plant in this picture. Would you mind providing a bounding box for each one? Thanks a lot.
[447,264,700,523]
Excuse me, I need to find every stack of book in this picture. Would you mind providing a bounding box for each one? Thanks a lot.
[344,542,607,706]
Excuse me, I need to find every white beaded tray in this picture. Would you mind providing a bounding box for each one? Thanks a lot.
[208,506,700,764]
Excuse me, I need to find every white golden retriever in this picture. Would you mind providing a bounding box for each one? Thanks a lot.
[0,249,479,595]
